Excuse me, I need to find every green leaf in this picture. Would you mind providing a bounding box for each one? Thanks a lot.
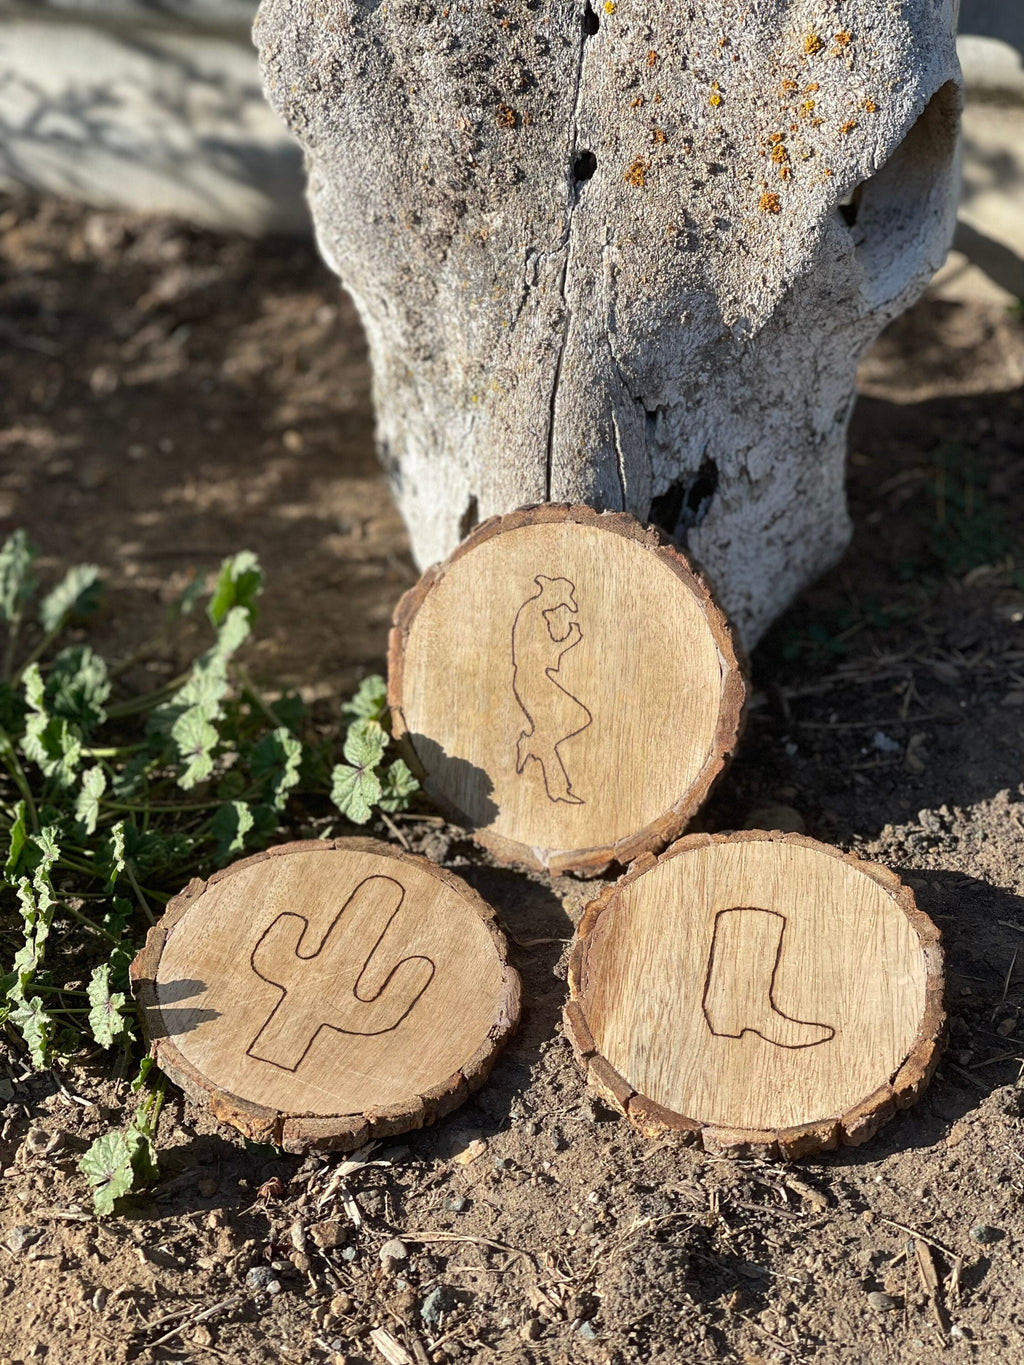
[105,820,127,886]
[251,727,303,812]
[46,645,111,730]
[0,528,37,624]
[175,571,207,617]
[342,675,388,725]
[4,800,27,879]
[209,800,255,864]
[378,758,419,813]
[86,964,132,1049]
[79,1131,136,1216]
[211,605,252,661]
[343,719,387,771]
[330,763,382,825]
[207,551,262,629]
[22,711,82,788]
[8,994,54,1069]
[39,563,101,633]
[75,765,107,835]
[171,707,219,790]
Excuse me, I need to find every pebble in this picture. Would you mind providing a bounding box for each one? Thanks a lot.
[341,1247,358,1262]
[443,1197,470,1213]
[577,1319,599,1340]
[91,1289,108,1312]
[246,1265,278,1292]
[867,1291,899,1312]
[520,1317,543,1342]
[329,1293,354,1318]
[969,1224,1003,1244]
[310,1220,347,1250]
[420,1286,446,1328]
[197,1178,218,1198]
[379,1238,409,1271]
[5,1226,42,1256]
[493,1157,513,1171]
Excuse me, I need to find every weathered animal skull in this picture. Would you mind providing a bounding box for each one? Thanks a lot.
[256,0,960,644]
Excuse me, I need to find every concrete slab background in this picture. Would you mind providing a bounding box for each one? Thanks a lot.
[0,0,1021,290]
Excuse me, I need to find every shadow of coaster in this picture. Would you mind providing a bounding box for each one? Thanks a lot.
[388,504,746,875]
[130,838,521,1153]
[564,831,946,1158]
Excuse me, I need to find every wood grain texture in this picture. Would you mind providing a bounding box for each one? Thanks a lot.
[130,838,521,1153]
[389,504,745,875]
[565,831,945,1157]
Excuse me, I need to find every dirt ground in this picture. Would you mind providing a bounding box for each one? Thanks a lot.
[1,190,1024,1365]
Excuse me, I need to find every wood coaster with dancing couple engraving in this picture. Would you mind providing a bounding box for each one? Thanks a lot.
[130,839,521,1152]
[388,504,746,875]
[564,831,945,1158]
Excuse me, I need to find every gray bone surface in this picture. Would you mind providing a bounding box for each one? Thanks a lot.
[256,0,961,644]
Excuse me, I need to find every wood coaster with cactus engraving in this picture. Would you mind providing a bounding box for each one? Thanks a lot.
[565,831,945,1158]
[388,505,745,875]
[130,839,521,1153]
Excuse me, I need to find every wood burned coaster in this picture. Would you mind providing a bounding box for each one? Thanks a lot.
[130,839,521,1153]
[565,832,945,1158]
[388,505,745,875]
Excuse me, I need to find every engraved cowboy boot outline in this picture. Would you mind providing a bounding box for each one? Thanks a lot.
[702,906,835,1049]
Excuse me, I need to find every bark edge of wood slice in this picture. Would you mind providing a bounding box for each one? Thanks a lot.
[130,838,521,1153]
[388,503,746,875]
[564,831,945,1158]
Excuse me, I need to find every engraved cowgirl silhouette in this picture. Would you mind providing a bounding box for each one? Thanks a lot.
[511,575,593,804]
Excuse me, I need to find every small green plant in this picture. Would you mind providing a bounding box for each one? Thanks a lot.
[330,676,418,824]
[0,530,418,1212]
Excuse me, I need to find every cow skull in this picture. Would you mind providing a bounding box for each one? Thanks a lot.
[256,0,960,644]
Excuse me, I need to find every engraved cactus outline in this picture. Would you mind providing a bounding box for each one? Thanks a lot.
[511,573,593,805]
[246,875,435,1072]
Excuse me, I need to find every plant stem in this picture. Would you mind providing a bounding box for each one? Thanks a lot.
[60,901,119,946]
[0,724,39,832]
[126,865,156,926]
[106,673,191,720]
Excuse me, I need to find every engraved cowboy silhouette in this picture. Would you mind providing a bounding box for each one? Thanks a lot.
[511,575,593,805]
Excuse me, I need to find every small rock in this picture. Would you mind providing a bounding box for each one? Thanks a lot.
[743,801,806,834]
[577,1319,599,1340]
[453,1138,487,1166]
[310,1220,348,1250]
[421,1286,447,1328]
[290,1221,307,1252]
[266,1279,284,1296]
[290,1251,311,1274]
[379,1238,410,1272]
[443,1197,470,1213]
[191,1325,214,1347]
[341,1247,358,1262]
[5,1226,43,1256]
[329,1293,354,1318]
[197,1179,218,1198]
[1001,691,1024,708]
[493,1157,513,1171]
[91,1289,108,1312]
[867,1291,899,1313]
[246,1265,277,1292]
[969,1224,1003,1244]
[519,1317,543,1341]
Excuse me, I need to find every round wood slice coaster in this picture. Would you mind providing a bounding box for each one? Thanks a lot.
[388,504,745,875]
[130,839,521,1153]
[565,831,945,1158]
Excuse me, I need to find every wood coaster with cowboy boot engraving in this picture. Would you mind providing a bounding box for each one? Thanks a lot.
[565,831,945,1158]
[130,839,521,1153]
[388,505,745,875]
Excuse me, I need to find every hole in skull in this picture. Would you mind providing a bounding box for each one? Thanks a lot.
[837,183,863,227]
[840,81,959,309]
[574,151,598,183]
[583,1,599,35]
[649,459,719,541]
[458,494,479,540]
